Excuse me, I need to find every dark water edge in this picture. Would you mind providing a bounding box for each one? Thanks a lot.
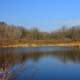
[0,46,80,80]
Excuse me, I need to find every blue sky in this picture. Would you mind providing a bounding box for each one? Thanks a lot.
[0,0,80,31]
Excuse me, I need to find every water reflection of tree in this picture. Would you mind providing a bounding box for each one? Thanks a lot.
[0,48,80,64]
[0,48,80,79]
[0,48,80,70]
[50,49,80,63]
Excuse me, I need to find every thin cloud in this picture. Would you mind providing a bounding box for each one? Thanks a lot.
[53,19,80,26]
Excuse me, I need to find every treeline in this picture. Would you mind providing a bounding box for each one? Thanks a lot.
[0,21,80,46]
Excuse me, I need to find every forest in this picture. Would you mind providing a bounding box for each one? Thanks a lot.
[0,21,80,46]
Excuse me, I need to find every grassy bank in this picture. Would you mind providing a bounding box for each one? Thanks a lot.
[0,40,80,48]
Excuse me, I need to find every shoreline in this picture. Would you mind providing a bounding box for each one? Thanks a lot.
[0,43,80,48]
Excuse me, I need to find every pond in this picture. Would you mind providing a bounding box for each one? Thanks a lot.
[0,46,80,80]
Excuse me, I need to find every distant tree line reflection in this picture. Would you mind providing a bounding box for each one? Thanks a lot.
[0,48,80,79]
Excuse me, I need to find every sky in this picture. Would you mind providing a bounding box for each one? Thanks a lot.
[0,0,80,31]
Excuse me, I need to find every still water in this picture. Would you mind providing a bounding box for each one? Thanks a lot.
[0,46,80,80]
